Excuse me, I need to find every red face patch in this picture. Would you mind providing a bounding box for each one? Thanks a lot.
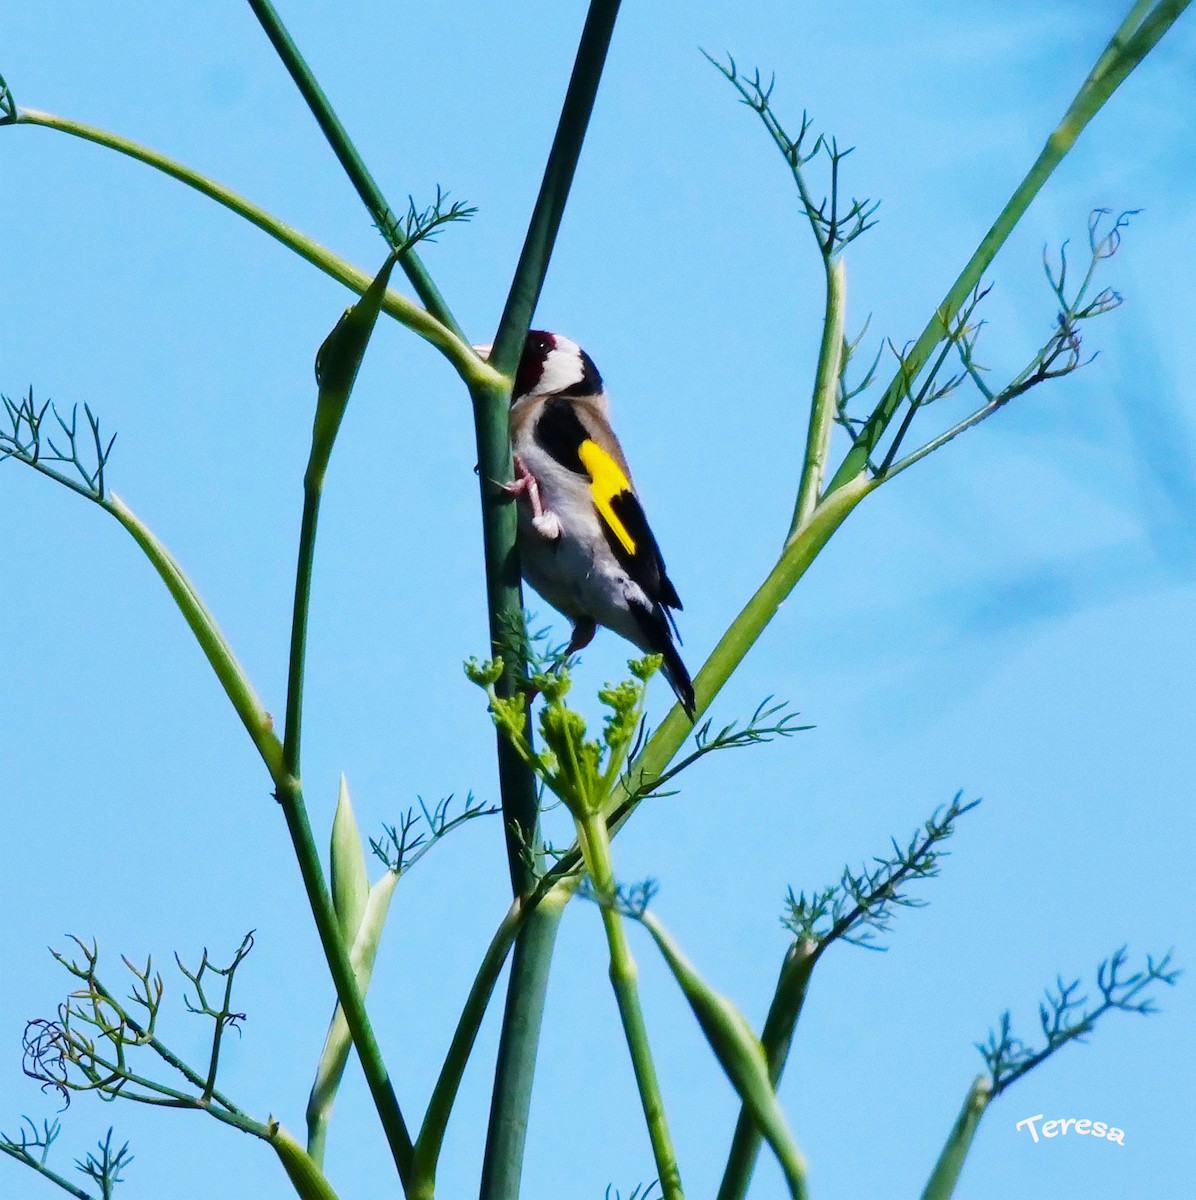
[514,330,557,402]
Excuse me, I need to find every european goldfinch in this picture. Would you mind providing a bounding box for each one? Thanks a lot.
[482,330,695,718]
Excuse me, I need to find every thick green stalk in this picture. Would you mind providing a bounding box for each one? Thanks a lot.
[716,939,817,1200]
[828,0,1193,489]
[476,900,566,1200]
[468,377,541,894]
[242,0,464,340]
[577,812,683,1200]
[488,0,623,374]
[791,258,846,533]
[11,110,491,383]
[477,10,625,1193]
[920,1077,992,1200]
[410,884,574,1200]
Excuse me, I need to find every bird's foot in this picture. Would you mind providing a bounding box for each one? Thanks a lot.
[500,454,561,540]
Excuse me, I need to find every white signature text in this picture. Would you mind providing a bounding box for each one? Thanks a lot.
[1015,1114,1125,1145]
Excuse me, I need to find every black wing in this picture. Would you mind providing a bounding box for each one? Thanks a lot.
[534,396,683,612]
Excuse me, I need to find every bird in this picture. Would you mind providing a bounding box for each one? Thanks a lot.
[477,330,695,718]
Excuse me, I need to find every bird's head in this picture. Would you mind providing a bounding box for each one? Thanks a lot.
[472,331,604,405]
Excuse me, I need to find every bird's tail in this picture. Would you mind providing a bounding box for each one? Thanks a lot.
[658,634,696,719]
[630,601,696,719]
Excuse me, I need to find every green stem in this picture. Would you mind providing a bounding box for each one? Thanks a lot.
[12,110,491,383]
[791,257,846,534]
[202,959,239,1101]
[616,471,878,821]
[577,811,683,1200]
[0,1144,94,1200]
[920,1076,992,1200]
[277,369,414,1178]
[465,9,629,1190]
[638,913,807,1200]
[271,1122,344,1200]
[469,367,548,1200]
[521,5,1191,874]
[105,493,283,778]
[274,774,415,1184]
[283,487,320,774]
[528,471,878,896]
[828,0,1193,489]
[411,884,573,1200]
[242,0,464,340]
[89,978,245,1117]
[468,377,541,894]
[488,0,624,374]
[477,900,567,1200]
[716,939,817,1200]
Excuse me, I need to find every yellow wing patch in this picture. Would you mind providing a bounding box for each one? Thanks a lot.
[578,439,637,555]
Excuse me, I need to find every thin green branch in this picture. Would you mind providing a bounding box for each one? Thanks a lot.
[791,257,846,534]
[275,258,415,1182]
[882,399,1006,479]
[106,494,284,778]
[704,54,878,262]
[614,471,877,822]
[577,814,683,1200]
[283,251,400,775]
[22,940,270,1141]
[272,779,414,1182]
[719,795,975,1197]
[524,471,877,895]
[0,402,276,770]
[979,947,1178,1098]
[242,0,465,340]
[1,1121,95,1200]
[0,1144,95,1200]
[10,110,493,385]
[828,0,1193,490]
[629,698,809,807]
[173,935,256,1103]
[630,909,807,1200]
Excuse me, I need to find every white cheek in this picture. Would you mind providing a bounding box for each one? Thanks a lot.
[537,346,585,394]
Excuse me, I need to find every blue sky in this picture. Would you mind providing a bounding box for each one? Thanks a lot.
[2,3,1194,1199]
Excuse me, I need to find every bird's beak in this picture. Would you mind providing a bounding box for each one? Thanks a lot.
[472,342,493,361]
